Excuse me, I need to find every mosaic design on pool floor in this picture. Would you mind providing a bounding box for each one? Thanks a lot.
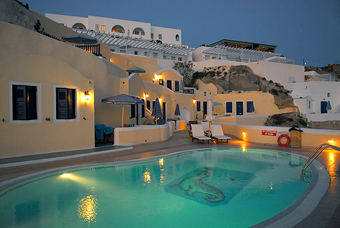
[165,167,255,206]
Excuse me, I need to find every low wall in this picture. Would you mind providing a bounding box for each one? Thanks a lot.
[114,124,171,145]
[214,121,340,148]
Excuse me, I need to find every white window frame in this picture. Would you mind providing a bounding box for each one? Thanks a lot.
[9,81,42,124]
[53,85,80,123]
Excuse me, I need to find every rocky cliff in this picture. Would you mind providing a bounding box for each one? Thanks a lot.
[0,0,35,30]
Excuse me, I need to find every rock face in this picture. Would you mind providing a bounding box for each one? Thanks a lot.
[0,0,35,30]
[264,112,308,128]
[196,65,295,110]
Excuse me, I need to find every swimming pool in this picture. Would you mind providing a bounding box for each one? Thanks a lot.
[0,148,329,228]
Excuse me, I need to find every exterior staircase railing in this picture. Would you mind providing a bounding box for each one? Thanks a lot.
[301,143,340,182]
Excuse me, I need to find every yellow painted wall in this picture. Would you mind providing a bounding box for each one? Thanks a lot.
[0,55,94,158]
[114,125,171,145]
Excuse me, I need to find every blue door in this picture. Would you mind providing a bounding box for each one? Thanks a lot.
[236,101,243,115]
[321,101,327,114]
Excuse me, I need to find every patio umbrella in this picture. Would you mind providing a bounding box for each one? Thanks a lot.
[127,66,146,73]
[62,33,97,44]
[326,101,332,110]
[212,101,223,112]
[174,103,181,116]
[152,97,162,125]
[205,93,215,136]
[102,94,144,126]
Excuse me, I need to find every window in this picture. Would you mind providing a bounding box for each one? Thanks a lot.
[163,55,166,59]
[151,33,154,39]
[120,50,126,53]
[101,25,106,31]
[134,51,138,55]
[171,56,175,60]
[175,81,180,92]
[147,100,151,110]
[205,55,210,60]
[56,88,76,119]
[178,57,182,61]
[153,53,158,58]
[167,80,172,90]
[144,52,148,56]
[327,93,331,97]
[197,101,201,112]
[212,57,216,59]
[159,34,162,39]
[159,79,164,86]
[95,24,99,32]
[246,101,255,113]
[130,104,136,118]
[176,34,179,41]
[203,91,207,97]
[12,85,37,120]
[226,102,232,113]
[110,49,115,52]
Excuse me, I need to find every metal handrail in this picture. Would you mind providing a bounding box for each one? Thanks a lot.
[301,143,340,181]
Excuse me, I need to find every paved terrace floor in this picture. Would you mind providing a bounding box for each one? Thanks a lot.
[0,130,340,228]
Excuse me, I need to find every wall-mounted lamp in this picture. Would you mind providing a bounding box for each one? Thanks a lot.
[84,91,90,101]
[328,139,335,144]
[193,98,196,104]
[159,97,162,103]
[145,92,149,98]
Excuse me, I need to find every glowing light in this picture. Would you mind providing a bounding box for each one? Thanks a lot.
[159,158,164,166]
[145,92,149,98]
[78,189,98,225]
[159,97,162,103]
[60,173,72,178]
[84,91,90,101]
[270,182,273,190]
[144,170,151,183]
[193,99,196,104]
[328,140,335,144]
[242,132,246,136]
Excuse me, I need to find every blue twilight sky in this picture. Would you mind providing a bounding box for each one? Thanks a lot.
[26,0,339,67]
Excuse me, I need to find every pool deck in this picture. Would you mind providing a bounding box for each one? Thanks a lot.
[1,130,340,228]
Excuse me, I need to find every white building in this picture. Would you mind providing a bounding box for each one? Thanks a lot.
[284,81,340,121]
[45,13,182,45]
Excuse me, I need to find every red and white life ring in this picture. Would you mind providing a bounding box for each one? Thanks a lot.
[278,134,290,147]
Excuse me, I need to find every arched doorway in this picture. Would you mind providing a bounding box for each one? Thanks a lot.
[72,23,87,30]
[180,106,190,123]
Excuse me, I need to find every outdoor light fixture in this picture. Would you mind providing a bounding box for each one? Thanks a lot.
[159,97,162,103]
[328,139,335,144]
[193,99,196,103]
[84,91,90,101]
[145,92,149,98]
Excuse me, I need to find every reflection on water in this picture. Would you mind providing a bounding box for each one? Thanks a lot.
[78,188,98,225]
[143,169,151,183]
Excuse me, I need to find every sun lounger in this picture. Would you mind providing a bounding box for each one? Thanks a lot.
[201,121,211,136]
[210,125,231,143]
[191,124,211,143]
[188,121,198,136]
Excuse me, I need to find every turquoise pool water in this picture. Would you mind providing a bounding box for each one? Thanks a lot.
[0,148,311,228]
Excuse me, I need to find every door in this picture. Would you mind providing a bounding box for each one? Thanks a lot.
[236,101,243,115]
[321,101,327,114]
[163,102,166,120]
[203,101,207,119]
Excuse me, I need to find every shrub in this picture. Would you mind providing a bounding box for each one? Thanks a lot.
[287,118,293,122]
[298,119,307,126]
[270,88,279,96]
[262,77,266,80]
